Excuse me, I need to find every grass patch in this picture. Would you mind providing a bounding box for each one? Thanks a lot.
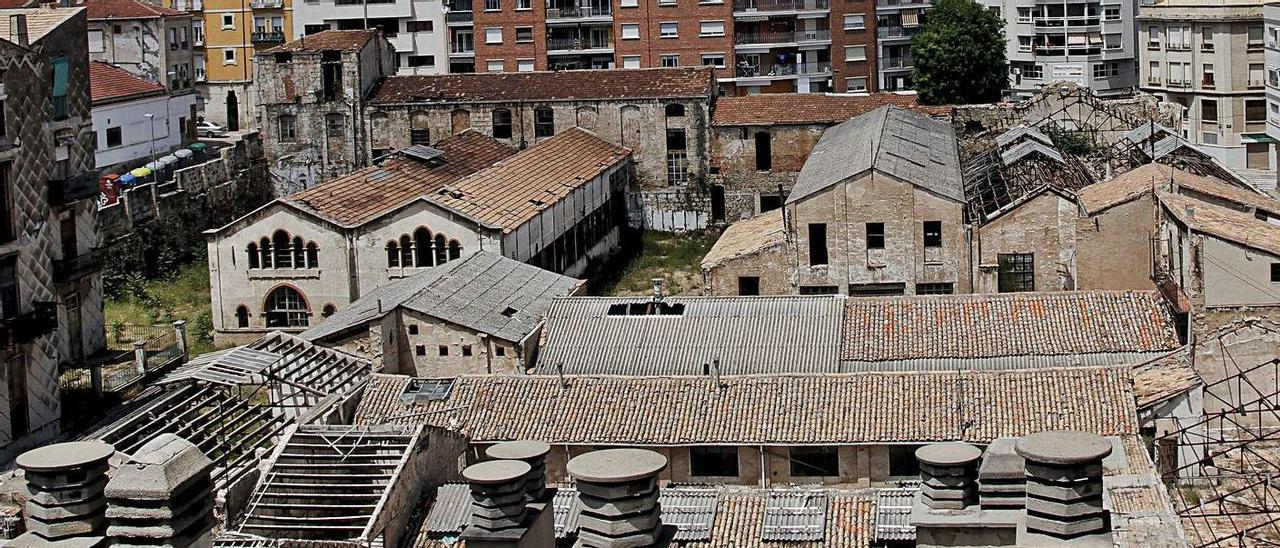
[593,230,721,296]
[105,260,223,356]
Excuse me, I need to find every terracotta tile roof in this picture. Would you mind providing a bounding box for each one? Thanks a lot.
[89,61,164,105]
[712,93,951,127]
[0,6,83,44]
[0,0,36,8]
[354,367,1139,445]
[370,67,715,104]
[1080,164,1280,215]
[700,209,785,269]
[262,29,377,53]
[82,0,183,19]
[681,489,876,547]
[284,130,514,227]
[429,128,629,233]
[1130,349,1201,409]
[1159,190,1280,257]
[840,291,1181,362]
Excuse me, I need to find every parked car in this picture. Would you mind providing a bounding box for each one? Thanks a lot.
[196,120,226,138]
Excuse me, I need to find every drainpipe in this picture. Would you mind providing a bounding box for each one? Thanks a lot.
[759,445,767,488]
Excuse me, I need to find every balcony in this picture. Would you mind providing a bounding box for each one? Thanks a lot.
[54,248,105,284]
[0,301,59,346]
[252,30,286,43]
[733,0,828,14]
[449,42,475,56]
[445,10,473,24]
[731,61,831,79]
[875,0,927,8]
[877,25,919,39]
[47,172,100,207]
[1032,16,1100,29]
[881,55,912,69]
[734,29,830,46]
[546,37,613,53]
[546,6,612,22]
[1249,79,1265,89]
[250,0,283,7]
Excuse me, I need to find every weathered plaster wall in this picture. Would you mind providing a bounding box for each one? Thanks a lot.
[1076,197,1157,291]
[974,192,1078,293]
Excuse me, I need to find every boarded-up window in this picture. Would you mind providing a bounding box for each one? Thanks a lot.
[450,109,471,134]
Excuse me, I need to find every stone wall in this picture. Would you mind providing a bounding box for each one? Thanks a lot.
[973,191,1078,293]
[709,124,824,223]
[1076,197,1157,291]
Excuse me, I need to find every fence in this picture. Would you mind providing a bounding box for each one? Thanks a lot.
[59,321,188,396]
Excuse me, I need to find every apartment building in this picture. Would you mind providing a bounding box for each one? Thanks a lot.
[984,0,1138,98]
[161,0,292,130]
[86,0,197,93]
[1264,2,1280,184]
[874,0,925,91]
[435,0,876,94]
[1139,0,1273,170]
[292,0,448,74]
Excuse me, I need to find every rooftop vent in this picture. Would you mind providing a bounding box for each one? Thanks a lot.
[402,144,446,165]
[400,378,455,403]
[606,302,686,317]
[501,306,518,317]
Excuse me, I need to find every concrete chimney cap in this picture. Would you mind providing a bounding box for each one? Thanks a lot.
[567,448,667,483]
[463,459,531,485]
[1014,430,1112,465]
[16,441,115,472]
[485,441,551,461]
[915,442,982,467]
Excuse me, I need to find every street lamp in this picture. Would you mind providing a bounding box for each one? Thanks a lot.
[143,112,156,184]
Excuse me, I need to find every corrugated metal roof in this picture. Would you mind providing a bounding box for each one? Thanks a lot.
[160,346,282,385]
[535,296,844,375]
[1000,139,1066,166]
[788,106,963,205]
[995,125,1053,148]
[304,251,581,344]
[552,487,582,539]
[422,483,471,534]
[874,487,918,541]
[762,489,827,541]
[661,487,719,541]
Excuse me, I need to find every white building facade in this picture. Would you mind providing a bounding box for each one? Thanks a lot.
[291,0,449,74]
[985,0,1139,98]
[91,63,199,169]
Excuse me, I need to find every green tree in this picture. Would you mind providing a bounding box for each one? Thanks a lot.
[908,0,1007,105]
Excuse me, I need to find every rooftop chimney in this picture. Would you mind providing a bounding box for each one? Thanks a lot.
[104,434,215,547]
[916,442,980,511]
[1015,430,1113,543]
[9,14,27,47]
[977,438,1026,510]
[459,458,555,548]
[651,278,665,304]
[566,448,667,547]
[485,441,550,501]
[13,441,114,545]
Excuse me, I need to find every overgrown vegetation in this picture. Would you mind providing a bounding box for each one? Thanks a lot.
[591,230,721,296]
[909,0,1007,105]
[1043,125,1097,156]
[105,260,220,356]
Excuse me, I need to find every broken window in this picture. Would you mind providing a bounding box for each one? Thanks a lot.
[888,445,923,478]
[789,446,839,477]
[320,50,342,101]
[0,162,13,244]
[759,193,782,213]
[690,447,739,477]
[754,131,771,171]
[325,113,344,139]
[1271,262,1280,282]
[410,111,431,145]
[264,286,308,328]
[866,222,885,250]
[799,285,838,295]
[737,276,760,296]
[386,240,400,267]
[808,223,828,265]
[438,345,449,356]
[915,283,954,295]
[606,302,686,316]
[491,108,512,139]
[665,103,685,117]
[462,345,473,356]
[848,282,905,296]
[235,305,250,328]
[277,115,295,142]
[408,324,419,335]
[534,107,554,138]
[998,253,1035,293]
[416,345,426,356]
[495,346,506,357]
[923,221,942,247]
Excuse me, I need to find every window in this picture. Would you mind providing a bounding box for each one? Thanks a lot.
[1202,63,1215,87]
[0,257,15,317]
[517,59,534,72]
[415,345,426,356]
[1103,5,1120,20]
[325,113,344,138]
[701,53,725,67]
[753,131,771,171]
[620,0,637,6]
[845,77,867,92]
[495,346,506,357]
[408,55,435,67]
[1147,26,1160,48]
[665,103,685,117]
[1093,63,1107,79]
[1024,64,1043,79]
[51,57,67,119]
[491,108,512,139]
[462,345,473,356]
[699,21,724,36]
[888,445,923,478]
[1249,25,1264,46]
[485,27,502,44]
[1105,33,1121,50]
[515,26,533,42]
[997,253,1034,292]
[866,222,885,250]
[321,304,335,317]
[1016,7,1031,22]
[621,23,640,39]
[516,0,530,8]
[1202,98,1218,124]
[843,14,865,30]
[799,285,838,295]
[88,29,104,53]
[223,48,236,64]
[235,305,250,328]
[790,446,839,477]
[808,223,828,265]
[221,13,234,28]
[1246,99,1266,123]
[690,447,739,477]
[486,59,504,72]
[484,0,499,8]
[534,107,554,138]
[1018,35,1032,52]
[916,283,954,295]
[622,55,641,69]
[265,286,308,328]
[105,127,123,148]
[407,20,434,32]
[737,276,760,296]
[667,149,688,185]
[660,54,679,67]
[438,345,449,356]
[407,324,419,335]
[844,45,866,62]
[277,115,295,142]
[660,22,678,38]
[667,129,686,152]
[1271,262,1280,282]
[923,221,942,247]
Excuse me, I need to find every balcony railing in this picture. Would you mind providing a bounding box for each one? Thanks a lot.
[250,0,283,7]
[734,29,830,45]
[733,0,828,12]
[881,55,912,69]
[1032,16,1100,28]
[546,6,612,19]
[877,26,919,38]
[252,30,286,43]
[734,61,830,78]
[54,248,105,284]
[546,37,612,51]
[48,173,100,206]
[876,0,928,7]
[1249,79,1265,89]
[450,42,475,54]
[0,301,58,347]
[446,10,473,23]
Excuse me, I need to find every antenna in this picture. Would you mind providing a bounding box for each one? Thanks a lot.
[556,362,567,390]
[712,358,722,391]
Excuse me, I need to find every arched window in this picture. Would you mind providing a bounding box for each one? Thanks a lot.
[450,108,471,134]
[260,237,273,268]
[665,103,685,117]
[448,239,461,261]
[273,230,292,268]
[235,305,250,328]
[410,111,430,145]
[322,304,336,318]
[264,286,309,328]
[434,233,448,264]
[491,109,512,139]
[247,243,260,269]
[305,242,319,268]
[292,236,305,267]
[386,240,400,267]
[414,227,433,267]
[399,234,413,266]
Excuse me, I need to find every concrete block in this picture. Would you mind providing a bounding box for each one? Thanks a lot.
[977,438,1025,481]
[24,513,104,539]
[8,532,105,548]
[575,477,657,500]
[1024,513,1107,537]
[24,464,109,490]
[26,477,108,506]
[1024,462,1103,482]
[578,491,659,517]
[1025,479,1104,501]
[578,506,661,536]
[921,483,973,501]
[575,527,659,548]
[24,496,105,521]
[1024,495,1104,518]
[922,474,971,489]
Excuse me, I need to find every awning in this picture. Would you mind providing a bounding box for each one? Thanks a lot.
[902,9,919,27]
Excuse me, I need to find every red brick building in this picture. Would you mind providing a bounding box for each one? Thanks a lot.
[451,0,878,94]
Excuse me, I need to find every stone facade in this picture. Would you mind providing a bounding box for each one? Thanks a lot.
[709,123,823,223]
[330,310,530,377]
[1076,196,1157,291]
[0,7,103,458]
[972,189,1079,293]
